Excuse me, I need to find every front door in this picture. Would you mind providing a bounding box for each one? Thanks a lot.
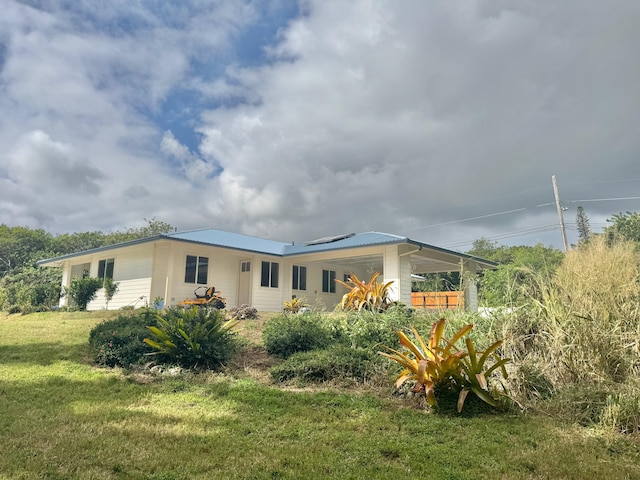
[238,260,251,306]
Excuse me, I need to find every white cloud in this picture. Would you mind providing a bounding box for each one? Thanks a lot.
[1,0,639,250]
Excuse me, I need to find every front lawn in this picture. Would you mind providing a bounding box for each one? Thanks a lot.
[1,311,639,479]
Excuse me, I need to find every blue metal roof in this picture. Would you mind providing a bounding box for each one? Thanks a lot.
[283,232,408,255]
[38,228,496,268]
[166,228,290,255]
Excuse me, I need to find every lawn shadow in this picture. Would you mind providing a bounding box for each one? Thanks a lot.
[0,342,90,365]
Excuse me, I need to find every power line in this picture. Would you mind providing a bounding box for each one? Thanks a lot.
[568,196,640,204]
[441,224,559,249]
[402,189,640,238]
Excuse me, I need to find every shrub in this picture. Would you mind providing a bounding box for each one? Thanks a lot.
[89,309,158,367]
[270,346,383,384]
[67,276,103,311]
[344,306,419,350]
[262,312,334,358]
[144,306,239,369]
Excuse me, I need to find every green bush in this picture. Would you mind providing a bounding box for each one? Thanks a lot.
[262,312,335,358]
[344,306,423,349]
[144,307,239,369]
[89,310,158,367]
[68,276,103,311]
[270,346,383,384]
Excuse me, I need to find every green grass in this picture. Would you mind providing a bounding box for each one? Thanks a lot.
[1,311,640,479]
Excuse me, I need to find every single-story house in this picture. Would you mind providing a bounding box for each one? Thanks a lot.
[37,228,497,312]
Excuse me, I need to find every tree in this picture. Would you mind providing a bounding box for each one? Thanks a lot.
[605,211,640,244]
[467,241,564,307]
[67,277,103,311]
[576,206,591,243]
[103,277,119,309]
[0,225,52,277]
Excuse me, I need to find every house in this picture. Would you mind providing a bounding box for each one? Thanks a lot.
[37,228,497,312]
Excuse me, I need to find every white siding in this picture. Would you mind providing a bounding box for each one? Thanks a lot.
[279,261,371,311]
[166,244,244,308]
[54,237,422,313]
[87,244,153,310]
[251,257,284,312]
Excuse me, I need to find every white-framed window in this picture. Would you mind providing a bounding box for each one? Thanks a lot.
[261,261,279,288]
[185,255,209,284]
[241,261,251,272]
[97,258,115,280]
[292,265,307,291]
[322,269,336,293]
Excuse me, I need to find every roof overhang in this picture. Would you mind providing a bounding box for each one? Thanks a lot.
[36,229,497,274]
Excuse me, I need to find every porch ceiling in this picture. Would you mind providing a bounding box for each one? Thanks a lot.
[310,250,479,276]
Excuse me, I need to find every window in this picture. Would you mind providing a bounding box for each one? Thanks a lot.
[292,265,307,290]
[97,258,114,280]
[261,261,279,288]
[241,261,251,272]
[322,269,336,293]
[185,255,209,284]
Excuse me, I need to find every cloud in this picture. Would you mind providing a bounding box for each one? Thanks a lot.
[198,0,640,246]
[160,130,220,184]
[1,0,639,250]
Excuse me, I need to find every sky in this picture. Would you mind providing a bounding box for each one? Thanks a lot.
[1,0,639,252]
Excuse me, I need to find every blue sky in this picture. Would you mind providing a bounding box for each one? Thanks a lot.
[1,0,640,251]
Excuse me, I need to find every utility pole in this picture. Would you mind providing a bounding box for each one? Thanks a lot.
[552,175,569,252]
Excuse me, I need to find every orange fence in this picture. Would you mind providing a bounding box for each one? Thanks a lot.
[411,291,464,309]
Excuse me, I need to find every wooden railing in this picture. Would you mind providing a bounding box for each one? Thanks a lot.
[411,291,464,309]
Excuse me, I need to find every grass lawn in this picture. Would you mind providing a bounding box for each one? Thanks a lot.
[1,311,639,480]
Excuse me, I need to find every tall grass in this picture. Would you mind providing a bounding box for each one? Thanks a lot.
[495,236,640,432]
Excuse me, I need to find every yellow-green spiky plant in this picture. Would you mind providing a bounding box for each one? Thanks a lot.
[335,272,395,312]
[380,318,509,412]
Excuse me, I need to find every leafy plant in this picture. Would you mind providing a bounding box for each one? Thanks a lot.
[335,272,395,312]
[103,277,119,309]
[152,296,164,309]
[270,345,383,384]
[283,297,308,313]
[89,310,158,367]
[262,311,334,358]
[343,306,420,350]
[455,337,510,411]
[67,276,103,311]
[144,307,239,369]
[380,318,509,412]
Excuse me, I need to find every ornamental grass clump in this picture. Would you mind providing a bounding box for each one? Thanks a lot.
[379,318,509,412]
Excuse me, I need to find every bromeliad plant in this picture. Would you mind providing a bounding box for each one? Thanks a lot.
[144,306,239,369]
[335,272,395,312]
[379,318,510,412]
[283,297,309,313]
